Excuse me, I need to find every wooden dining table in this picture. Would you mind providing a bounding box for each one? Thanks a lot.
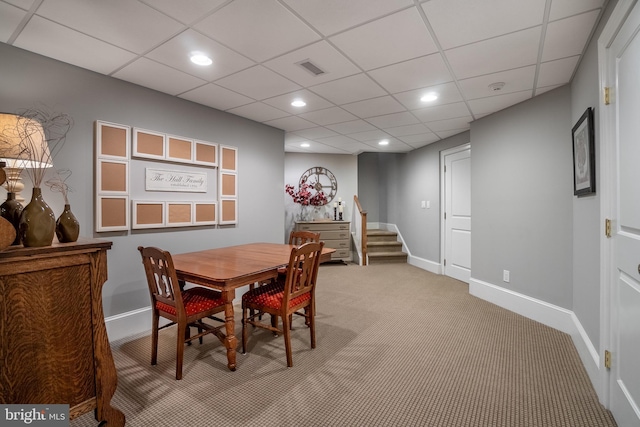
[171,242,335,371]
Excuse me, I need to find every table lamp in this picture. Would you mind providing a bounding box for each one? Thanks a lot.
[0,113,51,203]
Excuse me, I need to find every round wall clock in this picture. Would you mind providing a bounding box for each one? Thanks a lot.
[299,166,338,204]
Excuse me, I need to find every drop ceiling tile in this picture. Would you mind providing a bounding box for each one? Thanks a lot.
[384,123,431,137]
[398,132,439,145]
[226,102,290,122]
[549,0,606,20]
[113,58,207,95]
[326,120,376,134]
[263,41,360,87]
[298,143,351,154]
[194,0,319,62]
[368,53,453,94]
[299,107,358,126]
[35,0,184,54]
[467,90,532,116]
[294,126,339,140]
[535,84,563,95]
[413,101,471,123]
[3,0,35,9]
[408,139,439,149]
[542,11,600,62]
[348,129,392,142]
[341,96,406,118]
[15,16,137,75]
[422,0,546,50]
[393,82,462,110]
[263,89,333,114]
[435,129,468,139]
[537,56,580,87]
[264,115,317,132]
[458,66,536,100]
[0,2,25,42]
[281,0,413,36]
[366,111,419,128]
[215,66,301,100]
[309,73,386,105]
[446,27,541,80]
[146,29,255,81]
[424,116,472,132]
[362,137,412,151]
[330,7,437,71]
[140,0,227,24]
[315,135,361,147]
[179,83,253,111]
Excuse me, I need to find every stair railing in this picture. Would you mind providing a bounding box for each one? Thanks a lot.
[352,195,367,266]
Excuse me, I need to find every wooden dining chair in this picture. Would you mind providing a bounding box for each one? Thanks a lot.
[241,241,325,367]
[138,246,226,380]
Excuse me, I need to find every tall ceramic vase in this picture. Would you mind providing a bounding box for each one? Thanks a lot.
[0,192,23,245]
[56,204,79,243]
[19,187,56,247]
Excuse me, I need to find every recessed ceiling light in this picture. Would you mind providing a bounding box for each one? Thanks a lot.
[190,53,212,66]
[301,142,310,148]
[379,139,389,146]
[488,82,505,91]
[291,99,306,107]
[420,93,438,102]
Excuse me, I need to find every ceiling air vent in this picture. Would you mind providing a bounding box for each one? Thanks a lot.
[297,60,325,76]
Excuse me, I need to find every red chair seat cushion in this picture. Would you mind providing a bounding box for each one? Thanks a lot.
[242,281,310,310]
[157,287,224,316]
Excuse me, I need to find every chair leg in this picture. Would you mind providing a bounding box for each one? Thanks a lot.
[309,306,316,349]
[242,305,248,355]
[176,322,186,380]
[151,313,159,366]
[283,314,293,367]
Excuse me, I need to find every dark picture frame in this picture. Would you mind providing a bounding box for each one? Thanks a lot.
[572,107,596,197]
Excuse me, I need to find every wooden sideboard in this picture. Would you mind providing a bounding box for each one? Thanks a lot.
[0,239,125,426]
[295,220,351,262]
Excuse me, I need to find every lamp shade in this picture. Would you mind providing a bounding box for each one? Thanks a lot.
[0,113,52,169]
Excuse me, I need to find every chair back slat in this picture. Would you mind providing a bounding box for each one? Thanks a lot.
[288,230,320,246]
[138,246,184,314]
[282,241,324,305]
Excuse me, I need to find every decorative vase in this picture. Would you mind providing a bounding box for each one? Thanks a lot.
[56,204,80,243]
[0,192,23,245]
[19,187,56,247]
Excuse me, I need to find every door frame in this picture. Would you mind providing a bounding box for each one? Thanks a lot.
[598,0,638,409]
[440,143,471,277]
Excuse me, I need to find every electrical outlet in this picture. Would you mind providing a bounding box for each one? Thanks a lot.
[421,201,426,209]
[503,270,510,283]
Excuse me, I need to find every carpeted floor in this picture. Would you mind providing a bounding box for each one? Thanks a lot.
[72,263,617,427]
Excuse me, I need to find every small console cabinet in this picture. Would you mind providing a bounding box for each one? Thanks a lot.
[0,239,125,426]
[295,220,351,262]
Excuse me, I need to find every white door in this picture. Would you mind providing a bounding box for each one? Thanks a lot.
[441,144,471,283]
[602,1,640,424]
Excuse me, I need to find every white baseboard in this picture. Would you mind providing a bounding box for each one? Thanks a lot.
[408,255,441,274]
[105,306,154,343]
[469,277,601,391]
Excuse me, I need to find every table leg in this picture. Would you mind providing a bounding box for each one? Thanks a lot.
[222,289,237,371]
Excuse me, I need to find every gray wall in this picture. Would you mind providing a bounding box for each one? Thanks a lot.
[284,153,358,241]
[358,132,469,262]
[471,86,573,308]
[0,43,285,318]
[569,0,617,355]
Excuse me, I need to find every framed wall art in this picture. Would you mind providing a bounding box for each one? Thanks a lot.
[572,107,596,197]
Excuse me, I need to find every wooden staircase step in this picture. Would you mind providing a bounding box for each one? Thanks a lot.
[367,230,399,243]
[368,251,408,264]
[367,241,403,253]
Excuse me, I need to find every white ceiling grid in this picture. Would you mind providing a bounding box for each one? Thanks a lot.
[0,0,608,154]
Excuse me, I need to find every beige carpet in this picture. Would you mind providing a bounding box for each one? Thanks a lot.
[72,263,616,427]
